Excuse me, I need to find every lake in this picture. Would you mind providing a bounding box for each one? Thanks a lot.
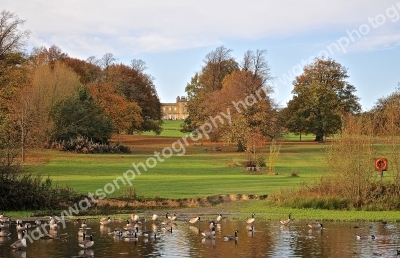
[0,214,399,257]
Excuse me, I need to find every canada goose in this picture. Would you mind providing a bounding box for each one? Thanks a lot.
[161,213,171,225]
[123,220,137,231]
[124,231,139,241]
[0,227,11,237]
[162,226,173,233]
[100,217,111,225]
[246,214,255,224]
[113,228,123,236]
[10,230,26,249]
[357,234,375,240]
[308,222,323,229]
[280,213,292,225]
[151,214,158,221]
[34,220,41,227]
[224,230,239,241]
[201,227,216,238]
[124,227,139,236]
[79,233,94,248]
[142,230,156,238]
[0,213,10,223]
[24,223,32,229]
[0,222,9,228]
[216,214,222,223]
[131,214,139,222]
[81,219,88,228]
[16,222,24,231]
[189,216,200,224]
[170,213,177,221]
[209,221,216,230]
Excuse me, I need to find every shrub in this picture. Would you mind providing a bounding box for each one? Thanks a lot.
[51,136,131,154]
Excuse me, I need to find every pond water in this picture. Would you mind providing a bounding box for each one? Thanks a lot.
[0,214,400,258]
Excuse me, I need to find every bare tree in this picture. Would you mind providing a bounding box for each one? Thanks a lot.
[0,10,30,58]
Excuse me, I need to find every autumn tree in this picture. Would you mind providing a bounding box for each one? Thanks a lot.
[284,58,361,142]
[183,46,239,133]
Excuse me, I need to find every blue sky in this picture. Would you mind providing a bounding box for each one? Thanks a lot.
[4,0,400,111]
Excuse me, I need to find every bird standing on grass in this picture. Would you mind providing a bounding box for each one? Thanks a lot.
[246,214,255,224]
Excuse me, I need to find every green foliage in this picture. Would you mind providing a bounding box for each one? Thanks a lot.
[0,172,82,210]
[283,58,361,142]
[51,86,113,143]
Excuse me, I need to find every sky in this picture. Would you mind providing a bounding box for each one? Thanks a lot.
[3,0,400,111]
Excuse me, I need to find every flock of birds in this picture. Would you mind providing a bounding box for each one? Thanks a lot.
[0,211,386,254]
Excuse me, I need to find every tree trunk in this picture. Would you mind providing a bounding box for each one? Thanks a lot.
[314,134,324,142]
[237,141,246,152]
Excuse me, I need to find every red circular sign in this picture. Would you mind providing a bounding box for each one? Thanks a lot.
[375,158,388,171]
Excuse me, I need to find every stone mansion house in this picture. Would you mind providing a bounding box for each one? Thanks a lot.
[161,96,189,120]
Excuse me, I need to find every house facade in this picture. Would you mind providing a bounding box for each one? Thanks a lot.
[161,96,188,120]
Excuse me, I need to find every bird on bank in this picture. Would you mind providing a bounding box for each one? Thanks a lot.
[280,213,292,225]
[308,222,323,229]
[79,233,94,248]
[189,216,200,224]
[246,214,255,224]
[10,230,27,249]
[100,217,112,225]
[224,230,239,241]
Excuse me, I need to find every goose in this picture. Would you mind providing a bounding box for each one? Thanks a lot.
[24,223,32,229]
[16,222,24,231]
[280,213,292,225]
[123,220,137,231]
[246,214,255,224]
[0,213,10,223]
[201,227,216,238]
[124,231,139,241]
[124,227,139,236]
[142,230,156,238]
[79,233,94,248]
[161,213,171,225]
[224,230,239,241]
[0,227,11,237]
[0,222,9,228]
[130,214,139,222]
[78,229,87,237]
[357,234,375,240]
[189,216,200,224]
[170,213,177,221]
[162,226,173,233]
[113,227,123,236]
[216,214,222,223]
[151,214,158,221]
[209,221,216,230]
[100,217,111,225]
[308,222,323,229]
[34,220,41,227]
[10,230,26,249]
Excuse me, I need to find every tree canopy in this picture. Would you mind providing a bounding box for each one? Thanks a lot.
[283,58,361,142]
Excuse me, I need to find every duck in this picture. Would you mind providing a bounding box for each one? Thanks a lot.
[357,234,375,240]
[224,230,239,241]
[216,214,222,223]
[189,216,200,224]
[100,217,111,225]
[280,213,292,225]
[201,227,216,238]
[161,213,171,225]
[308,222,323,229]
[0,227,11,237]
[246,214,255,224]
[10,230,26,249]
[79,233,94,248]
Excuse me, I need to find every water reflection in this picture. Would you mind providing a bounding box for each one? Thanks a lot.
[0,217,400,257]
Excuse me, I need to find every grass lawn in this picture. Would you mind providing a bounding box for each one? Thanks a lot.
[24,134,327,199]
